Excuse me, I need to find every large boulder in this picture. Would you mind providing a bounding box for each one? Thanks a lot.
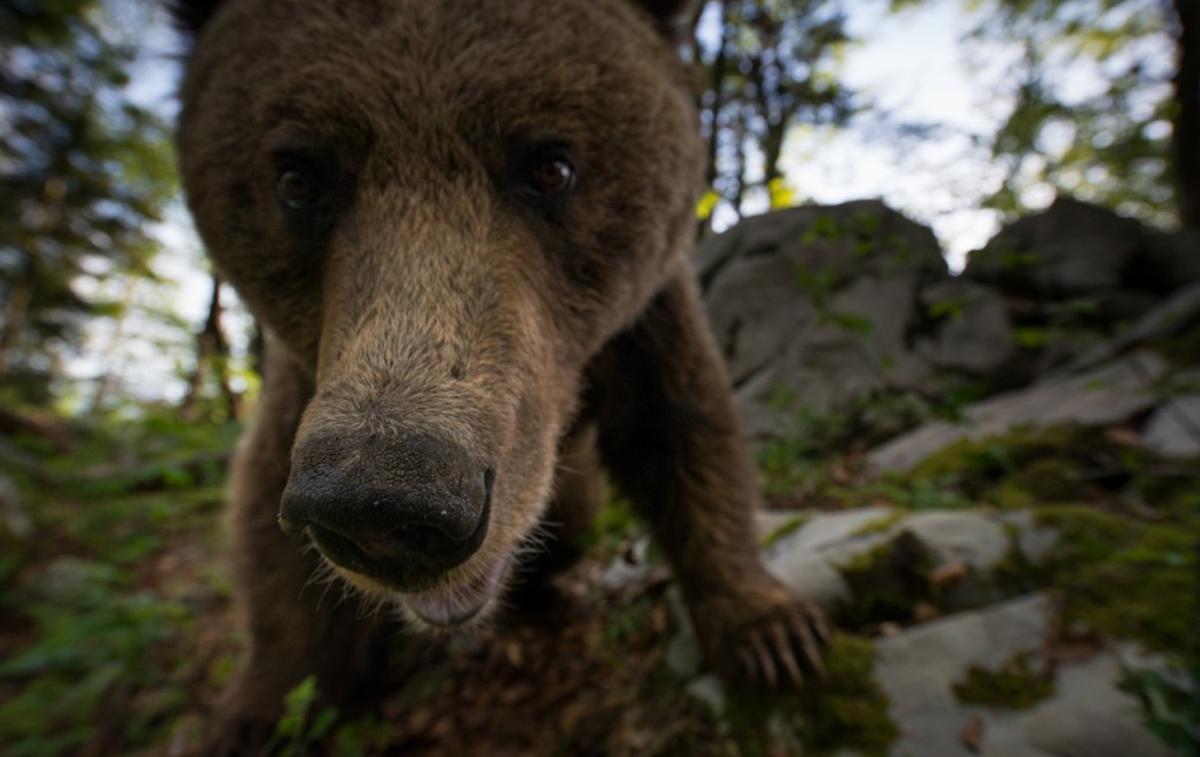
[964,196,1194,309]
[698,201,950,435]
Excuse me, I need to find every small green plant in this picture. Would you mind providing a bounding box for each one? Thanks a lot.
[1119,662,1200,754]
[267,675,340,756]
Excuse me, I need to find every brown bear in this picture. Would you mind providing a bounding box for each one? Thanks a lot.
[174,0,828,748]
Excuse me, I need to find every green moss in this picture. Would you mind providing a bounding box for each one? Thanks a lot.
[836,531,937,628]
[761,513,812,549]
[1037,506,1197,652]
[849,511,906,537]
[800,635,899,755]
[909,425,1083,493]
[724,634,898,756]
[952,652,1055,709]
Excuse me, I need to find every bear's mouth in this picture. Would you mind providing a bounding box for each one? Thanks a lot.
[399,553,512,627]
[311,520,512,628]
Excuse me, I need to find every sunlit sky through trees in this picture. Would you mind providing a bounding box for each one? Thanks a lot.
[66,0,1175,406]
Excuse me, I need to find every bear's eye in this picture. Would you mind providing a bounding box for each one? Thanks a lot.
[276,167,320,210]
[526,152,577,195]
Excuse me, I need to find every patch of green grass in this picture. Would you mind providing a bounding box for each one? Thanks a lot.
[952,652,1055,709]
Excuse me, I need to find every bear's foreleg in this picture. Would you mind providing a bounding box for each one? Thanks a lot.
[590,272,829,689]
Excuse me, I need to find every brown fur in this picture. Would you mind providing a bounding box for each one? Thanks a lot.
[175,0,828,749]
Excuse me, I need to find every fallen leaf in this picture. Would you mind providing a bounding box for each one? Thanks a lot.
[932,560,970,588]
[914,601,941,623]
[962,714,984,752]
[1105,426,1143,447]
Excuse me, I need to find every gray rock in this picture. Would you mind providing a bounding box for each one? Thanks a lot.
[699,201,946,435]
[755,510,810,542]
[762,507,897,608]
[901,511,1010,571]
[767,506,895,555]
[874,594,1053,757]
[697,199,945,288]
[766,551,851,609]
[597,537,654,590]
[964,197,1147,298]
[685,674,727,717]
[1142,393,1200,459]
[869,352,1167,472]
[875,594,1171,757]
[916,280,1017,375]
[1013,648,1171,757]
[1064,280,1200,374]
[666,626,703,678]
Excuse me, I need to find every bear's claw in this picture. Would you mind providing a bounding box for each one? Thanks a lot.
[729,599,830,689]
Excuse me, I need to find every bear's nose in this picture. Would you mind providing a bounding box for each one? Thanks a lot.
[279,433,492,575]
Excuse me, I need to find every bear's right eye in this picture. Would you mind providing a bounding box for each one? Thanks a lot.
[276,167,320,210]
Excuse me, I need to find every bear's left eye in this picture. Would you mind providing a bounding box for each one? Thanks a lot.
[526,151,577,196]
[276,167,321,210]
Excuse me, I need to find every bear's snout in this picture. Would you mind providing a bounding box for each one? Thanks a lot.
[279,432,493,588]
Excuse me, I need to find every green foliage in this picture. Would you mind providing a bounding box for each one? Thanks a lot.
[0,559,191,755]
[758,391,934,495]
[952,652,1056,709]
[970,0,1178,225]
[697,0,854,226]
[1119,662,1200,753]
[268,676,340,756]
[0,410,237,755]
[0,0,177,402]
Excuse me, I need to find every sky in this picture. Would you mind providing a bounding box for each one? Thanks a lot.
[66,0,1088,405]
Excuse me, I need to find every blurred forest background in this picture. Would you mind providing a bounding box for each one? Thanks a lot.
[0,0,1196,755]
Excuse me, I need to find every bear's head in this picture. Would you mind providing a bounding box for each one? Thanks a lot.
[175,0,703,627]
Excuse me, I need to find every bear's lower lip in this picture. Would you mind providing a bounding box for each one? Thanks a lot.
[402,554,510,627]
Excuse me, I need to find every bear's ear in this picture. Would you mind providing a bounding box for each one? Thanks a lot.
[168,0,223,37]
[632,0,699,36]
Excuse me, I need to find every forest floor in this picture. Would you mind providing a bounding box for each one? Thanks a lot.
[0,407,1196,756]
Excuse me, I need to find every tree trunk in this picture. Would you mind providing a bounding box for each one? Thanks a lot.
[180,273,240,421]
[0,281,31,379]
[1174,0,1199,229]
